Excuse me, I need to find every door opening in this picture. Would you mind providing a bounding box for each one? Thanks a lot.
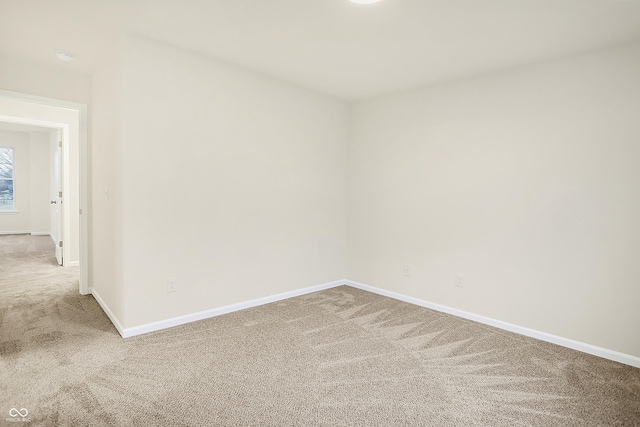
[0,90,88,295]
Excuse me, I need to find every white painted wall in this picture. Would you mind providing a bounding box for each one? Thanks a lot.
[118,35,348,328]
[0,130,30,233]
[90,39,125,324]
[0,130,50,235]
[29,132,51,234]
[348,41,640,358]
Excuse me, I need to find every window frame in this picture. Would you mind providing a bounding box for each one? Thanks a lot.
[0,146,17,213]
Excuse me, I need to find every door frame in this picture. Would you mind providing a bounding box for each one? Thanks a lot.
[0,89,89,295]
[53,128,64,266]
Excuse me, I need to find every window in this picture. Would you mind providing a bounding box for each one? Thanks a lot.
[0,147,15,211]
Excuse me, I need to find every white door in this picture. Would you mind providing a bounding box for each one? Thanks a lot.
[53,130,63,266]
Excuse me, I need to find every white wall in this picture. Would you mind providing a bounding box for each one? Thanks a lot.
[90,38,125,324]
[0,130,51,235]
[29,132,51,234]
[118,35,349,328]
[0,130,30,233]
[348,41,640,358]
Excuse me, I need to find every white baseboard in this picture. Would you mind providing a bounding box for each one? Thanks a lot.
[120,280,345,338]
[66,260,79,267]
[344,280,640,368]
[31,231,51,236]
[89,276,639,368]
[0,230,31,235]
[90,288,125,337]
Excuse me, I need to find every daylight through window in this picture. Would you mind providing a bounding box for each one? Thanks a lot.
[0,147,15,210]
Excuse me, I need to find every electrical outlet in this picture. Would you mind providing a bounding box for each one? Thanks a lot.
[455,274,464,288]
[403,264,411,277]
[167,277,177,293]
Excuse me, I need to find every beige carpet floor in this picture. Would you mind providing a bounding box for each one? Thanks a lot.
[1,235,639,426]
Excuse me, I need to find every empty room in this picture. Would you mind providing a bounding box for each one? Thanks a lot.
[1,0,639,425]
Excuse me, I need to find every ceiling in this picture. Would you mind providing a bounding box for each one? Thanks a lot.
[1,0,640,100]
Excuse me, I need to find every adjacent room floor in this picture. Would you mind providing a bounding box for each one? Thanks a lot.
[1,235,639,426]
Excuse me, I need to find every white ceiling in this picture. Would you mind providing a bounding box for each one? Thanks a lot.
[1,0,640,100]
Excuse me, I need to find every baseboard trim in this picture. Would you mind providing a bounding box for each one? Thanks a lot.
[90,277,639,367]
[121,280,345,338]
[90,288,126,337]
[66,261,79,267]
[344,280,640,368]
[0,230,31,235]
[30,231,50,236]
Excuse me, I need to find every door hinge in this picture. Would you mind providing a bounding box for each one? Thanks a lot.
[58,141,62,148]
[58,241,63,248]
[59,191,63,197]
[79,208,83,215]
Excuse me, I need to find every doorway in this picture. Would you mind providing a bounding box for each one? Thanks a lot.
[0,90,88,295]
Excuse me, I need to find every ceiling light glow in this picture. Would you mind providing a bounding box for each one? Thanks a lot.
[56,50,75,61]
